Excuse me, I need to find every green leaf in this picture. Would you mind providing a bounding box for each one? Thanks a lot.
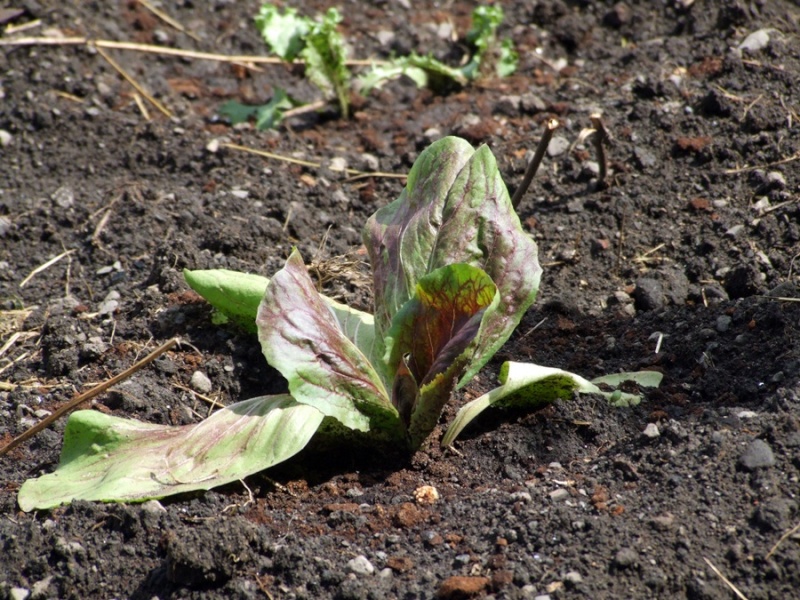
[254,4,310,61]
[18,395,324,511]
[383,263,498,448]
[218,100,259,126]
[184,269,270,333]
[183,269,380,364]
[357,53,469,96]
[218,89,298,131]
[441,362,664,446]
[497,38,519,78]
[301,8,350,118]
[363,136,541,387]
[255,249,400,434]
[462,5,517,79]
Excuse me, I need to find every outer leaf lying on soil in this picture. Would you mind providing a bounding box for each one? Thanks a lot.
[441,362,664,447]
[17,395,324,511]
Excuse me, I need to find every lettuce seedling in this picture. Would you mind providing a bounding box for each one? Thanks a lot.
[255,5,350,118]
[17,137,659,511]
[247,4,517,125]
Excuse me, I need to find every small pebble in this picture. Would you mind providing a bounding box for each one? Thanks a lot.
[725,224,744,238]
[739,439,776,470]
[206,138,220,153]
[190,371,213,394]
[564,571,583,584]
[140,500,167,514]
[360,153,380,171]
[52,185,75,209]
[736,410,758,419]
[613,548,639,569]
[520,92,547,113]
[328,157,347,172]
[738,28,771,53]
[346,555,375,576]
[9,588,29,600]
[716,315,732,332]
[642,423,660,439]
[511,491,532,503]
[549,488,570,502]
[765,171,786,189]
[0,129,12,147]
[494,95,521,116]
[547,136,570,157]
[230,189,249,199]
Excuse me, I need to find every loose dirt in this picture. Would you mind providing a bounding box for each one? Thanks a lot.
[1,1,799,599]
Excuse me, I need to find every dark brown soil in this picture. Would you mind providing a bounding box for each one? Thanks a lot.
[2,1,800,599]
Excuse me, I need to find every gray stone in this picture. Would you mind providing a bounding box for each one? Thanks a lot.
[360,153,380,171]
[190,371,213,394]
[633,146,657,169]
[613,547,639,569]
[31,576,53,599]
[716,315,732,332]
[520,92,547,113]
[494,94,521,116]
[738,29,771,53]
[547,136,570,157]
[642,423,660,439]
[739,439,775,470]
[766,171,786,189]
[52,185,75,209]
[633,278,665,311]
[9,588,30,600]
[564,570,583,584]
[347,555,375,576]
[549,488,570,502]
[141,499,167,514]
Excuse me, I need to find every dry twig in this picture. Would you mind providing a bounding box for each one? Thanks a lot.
[19,250,74,288]
[96,46,172,118]
[511,118,559,210]
[703,557,749,600]
[0,36,383,67]
[0,338,179,457]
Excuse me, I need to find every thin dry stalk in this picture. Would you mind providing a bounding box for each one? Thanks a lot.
[0,338,178,457]
[96,46,172,118]
[19,250,74,288]
[221,142,406,179]
[589,113,609,185]
[0,37,384,67]
[766,521,800,559]
[511,118,559,210]
[703,557,749,600]
[138,0,201,42]
[723,151,800,174]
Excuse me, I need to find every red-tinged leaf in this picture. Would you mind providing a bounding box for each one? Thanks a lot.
[256,249,400,435]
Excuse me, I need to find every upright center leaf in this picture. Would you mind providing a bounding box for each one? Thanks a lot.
[384,264,498,444]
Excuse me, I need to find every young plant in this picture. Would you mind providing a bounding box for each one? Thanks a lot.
[255,5,350,118]
[232,4,519,128]
[17,137,659,511]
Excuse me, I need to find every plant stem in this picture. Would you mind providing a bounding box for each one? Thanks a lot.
[511,118,559,211]
[590,113,609,186]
